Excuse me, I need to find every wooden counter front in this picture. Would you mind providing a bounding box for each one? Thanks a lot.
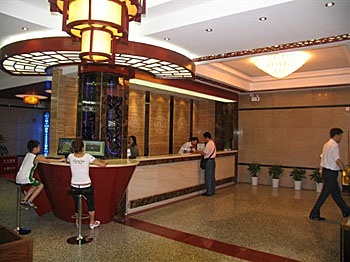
[37,159,138,224]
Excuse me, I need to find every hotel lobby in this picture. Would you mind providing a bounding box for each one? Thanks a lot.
[0,1,350,261]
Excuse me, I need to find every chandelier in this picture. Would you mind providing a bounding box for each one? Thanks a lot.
[16,94,48,105]
[251,51,310,79]
[50,0,145,62]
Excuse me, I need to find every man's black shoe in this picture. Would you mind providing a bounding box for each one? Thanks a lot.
[343,212,350,217]
[201,193,213,196]
[309,216,326,221]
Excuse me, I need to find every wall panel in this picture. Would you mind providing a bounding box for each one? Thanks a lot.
[128,89,145,155]
[238,86,350,189]
[173,97,190,153]
[149,93,170,155]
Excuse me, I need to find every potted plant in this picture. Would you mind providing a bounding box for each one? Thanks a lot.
[268,165,284,188]
[290,168,306,190]
[310,167,323,193]
[0,134,9,156]
[247,162,261,186]
[224,139,231,151]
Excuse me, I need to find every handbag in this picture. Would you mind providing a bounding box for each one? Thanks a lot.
[200,148,215,169]
[200,156,207,169]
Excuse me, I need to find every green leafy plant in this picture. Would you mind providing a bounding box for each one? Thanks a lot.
[268,165,284,179]
[290,168,306,181]
[247,162,261,177]
[224,139,231,149]
[310,168,323,183]
[0,134,9,156]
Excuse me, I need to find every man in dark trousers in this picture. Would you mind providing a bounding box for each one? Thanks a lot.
[309,128,350,221]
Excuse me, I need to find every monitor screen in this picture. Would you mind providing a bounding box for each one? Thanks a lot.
[57,138,74,156]
[197,142,205,151]
[83,140,106,158]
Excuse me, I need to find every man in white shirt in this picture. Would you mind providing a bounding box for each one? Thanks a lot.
[309,128,350,221]
[178,137,199,154]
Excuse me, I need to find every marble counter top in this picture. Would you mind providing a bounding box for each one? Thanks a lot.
[42,158,139,167]
[46,150,237,167]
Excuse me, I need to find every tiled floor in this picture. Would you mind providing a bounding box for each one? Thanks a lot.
[1,177,349,262]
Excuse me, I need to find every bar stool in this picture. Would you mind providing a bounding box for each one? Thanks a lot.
[67,188,93,245]
[7,180,32,235]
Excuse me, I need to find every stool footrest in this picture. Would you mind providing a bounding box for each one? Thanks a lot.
[15,227,31,235]
[71,214,90,220]
[67,236,93,245]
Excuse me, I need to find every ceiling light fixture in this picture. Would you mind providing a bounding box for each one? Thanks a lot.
[164,37,170,41]
[205,28,213,32]
[130,79,236,103]
[259,17,267,21]
[21,27,29,31]
[325,2,335,7]
[251,51,310,79]
[15,94,48,105]
[50,0,145,63]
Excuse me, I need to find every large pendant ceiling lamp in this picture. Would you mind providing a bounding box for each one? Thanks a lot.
[251,51,310,79]
[15,94,48,105]
[50,0,145,62]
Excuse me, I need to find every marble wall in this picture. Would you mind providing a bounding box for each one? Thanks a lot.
[238,85,350,189]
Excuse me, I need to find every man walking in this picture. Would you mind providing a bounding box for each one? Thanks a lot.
[309,128,350,221]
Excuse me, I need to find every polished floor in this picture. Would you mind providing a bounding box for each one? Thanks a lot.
[1,176,349,262]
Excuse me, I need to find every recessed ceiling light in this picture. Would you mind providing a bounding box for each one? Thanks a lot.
[259,17,267,21]
[205,28,213,32]
[21,27,29,31]
[325,2,335,7]
[164,37,170,41]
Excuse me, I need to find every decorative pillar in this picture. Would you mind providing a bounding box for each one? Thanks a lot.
[77,66,132,159]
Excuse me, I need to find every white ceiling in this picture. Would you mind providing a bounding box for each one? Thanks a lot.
[0,0,349,94]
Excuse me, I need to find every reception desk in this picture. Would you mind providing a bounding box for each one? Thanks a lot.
[34,151,236,222]
[127,150,237,213]
[36,159,138,224]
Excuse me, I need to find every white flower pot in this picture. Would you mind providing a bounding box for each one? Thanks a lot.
[294,180,302,190]
[316,182,323,193]
[272,178,279,188]
[251,176,258,186]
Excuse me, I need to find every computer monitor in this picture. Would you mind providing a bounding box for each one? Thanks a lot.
[197,142,205,151]
[57,138,74,156]
[83,140,106,158]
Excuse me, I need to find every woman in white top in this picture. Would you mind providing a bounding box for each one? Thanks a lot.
[67,138,107,229]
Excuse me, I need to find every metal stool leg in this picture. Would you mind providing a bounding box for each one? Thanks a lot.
[15,185,31,235]
[67,194,93,245]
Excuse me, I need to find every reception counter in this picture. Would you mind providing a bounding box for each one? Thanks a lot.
[36,159,138,224]
[34,150,237,222]
[127,150,237,213]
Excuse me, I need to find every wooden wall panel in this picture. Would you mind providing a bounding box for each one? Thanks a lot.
[50,68,78,155]
[128,88,145,155]
[173,97,191,153]
[149,93,170,155]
